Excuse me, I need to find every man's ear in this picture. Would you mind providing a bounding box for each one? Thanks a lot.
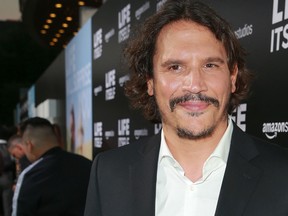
[147,78,154,96]
[26,140,34,152]
[231,64,238,93]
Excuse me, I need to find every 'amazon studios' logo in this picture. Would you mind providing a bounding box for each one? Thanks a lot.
[262,122,288,139]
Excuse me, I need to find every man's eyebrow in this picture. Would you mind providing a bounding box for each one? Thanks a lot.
[159,57,227,68]
[205,57,226,64]
[160,59,184,67]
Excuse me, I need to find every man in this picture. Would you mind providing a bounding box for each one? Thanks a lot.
[0,153,3,175]
[12,117,92,216]
[7,134,30,182]
[0,125,15,216]
[84,1,288,216]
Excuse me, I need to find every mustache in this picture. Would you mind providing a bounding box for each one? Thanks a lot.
[169,93,219,111]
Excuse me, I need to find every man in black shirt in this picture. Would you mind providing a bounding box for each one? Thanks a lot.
[12,117,91,216]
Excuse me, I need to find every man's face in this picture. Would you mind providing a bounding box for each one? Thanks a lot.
[148,20,237,140]
[8,143,24,159]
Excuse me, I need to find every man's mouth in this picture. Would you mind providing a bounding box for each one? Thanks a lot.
[169,93,219,112]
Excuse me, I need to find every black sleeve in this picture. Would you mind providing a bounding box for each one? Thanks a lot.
[0,153,4,175]
[84,154,102,216]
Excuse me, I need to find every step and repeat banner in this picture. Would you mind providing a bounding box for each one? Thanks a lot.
[202,0,288,147]
[91,0,162,157]
[29,0,287,159]
[90,0,288,157]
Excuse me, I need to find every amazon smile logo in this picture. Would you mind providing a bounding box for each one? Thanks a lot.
[262,122,288,139]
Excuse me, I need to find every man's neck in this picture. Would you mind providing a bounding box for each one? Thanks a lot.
[162,121,229,182]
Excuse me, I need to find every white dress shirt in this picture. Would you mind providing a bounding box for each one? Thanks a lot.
[155,117,233,216]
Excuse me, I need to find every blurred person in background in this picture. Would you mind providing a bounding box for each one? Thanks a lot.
[7,134,30,189]
[0,150,4,215]
[12,117,91,216]
[0,153,3,175]
[0,125,16,216]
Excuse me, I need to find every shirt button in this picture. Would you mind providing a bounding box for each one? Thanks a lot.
[189,185,195,191]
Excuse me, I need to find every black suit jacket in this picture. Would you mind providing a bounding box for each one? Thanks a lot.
[15,147,92,216]
[84,125,288,216]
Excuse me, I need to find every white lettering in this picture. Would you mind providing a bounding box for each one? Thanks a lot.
[156,0,167,11]
[118,137,130,147]
[134,129,148,139]
[154,123,162,134]
[118,24,130,43]
[105,70,116,88]
[272,0,283,24]
[119,74,130,87]
[118,4,131,29]
[105,28,115,43]
[94,122,103,136]
[105,87,116,100]
[93,29,103,59]
[118,119,130,136]
[262,122,288,139]
[93,29,102,47]
[94,86,103,96]
[271,29,275,52]
[94,137,103,148]
[135,2,150,20]
[282,24,288,48]
[105,130,115,139]
[231,103,247,132]
[234,24,253,39]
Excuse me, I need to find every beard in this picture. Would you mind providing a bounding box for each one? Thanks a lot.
[169,93,224,140]
[176,124,216,140]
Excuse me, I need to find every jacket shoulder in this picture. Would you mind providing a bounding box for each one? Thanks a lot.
[94,134,161,165]
[251,135,288,163]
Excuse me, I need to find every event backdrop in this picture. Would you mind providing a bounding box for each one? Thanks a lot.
[27,85,36,118]
[21,0,287,158]
[201,0,288,147]
[90,0,288,157]
[91,0,167,157]
[65,19,93,159]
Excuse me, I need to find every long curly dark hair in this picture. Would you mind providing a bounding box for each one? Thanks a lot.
[124,0,253,123]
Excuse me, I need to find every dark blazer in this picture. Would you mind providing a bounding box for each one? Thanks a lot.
[15,147,92,216]
[84,124,288,216]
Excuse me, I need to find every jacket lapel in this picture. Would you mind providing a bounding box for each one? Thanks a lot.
[215,125,262,216]
[128,125,262,216]
[130,134,161,216]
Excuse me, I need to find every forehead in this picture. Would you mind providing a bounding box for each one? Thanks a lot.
[10,147,18,152]
[162,20,210,32]
[11,139,20,145]
[156,20,219,46]
[154,20,227,60]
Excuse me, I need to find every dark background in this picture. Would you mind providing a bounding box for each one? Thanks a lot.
[0,0,102,126]
[0,20,59,125]
[1,0,287,153]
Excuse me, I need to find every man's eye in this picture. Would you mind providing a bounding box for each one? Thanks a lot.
[169,65,181,71]
[205,63,217,68]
